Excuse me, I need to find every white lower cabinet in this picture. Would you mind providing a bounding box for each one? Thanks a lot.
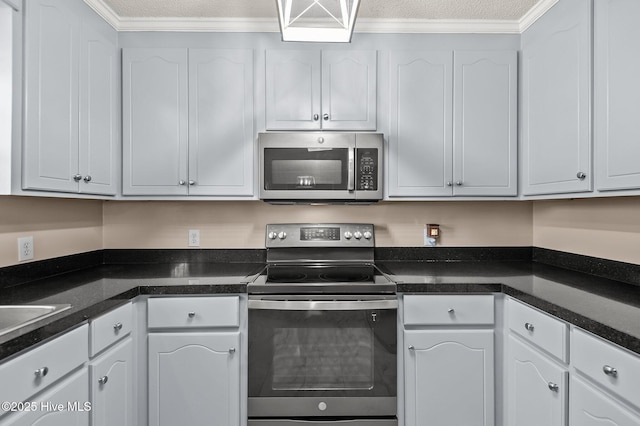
[570,376,640,426]
[89,337,134,426]
[507,335,568,426]
[148,331,240,426]
[1,368,89,426]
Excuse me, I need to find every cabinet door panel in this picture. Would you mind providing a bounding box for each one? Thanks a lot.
[148,332,240,426]
[266,50,320,130]
[322,50,376,130]
[570,377,640,426]
[404,329,494,426]
[454,51,517,196]
[188,49,253,196]
[90,338,134,426]
[595,0,640,191]
[521,0,592,196]
[78,22,117,195]
[388,51,453,197]
[507,336,567,426]
[23,0,79,192]
[122,48,188,195]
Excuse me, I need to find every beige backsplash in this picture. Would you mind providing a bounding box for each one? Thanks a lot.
[2,195,640,268]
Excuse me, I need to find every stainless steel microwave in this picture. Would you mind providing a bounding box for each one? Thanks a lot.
[259,132,383,202]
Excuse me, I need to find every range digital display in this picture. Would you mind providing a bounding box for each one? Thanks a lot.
[300,227,340,241]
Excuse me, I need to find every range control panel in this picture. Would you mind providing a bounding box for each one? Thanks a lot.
[356,148,378,191]
[266,223,375,248]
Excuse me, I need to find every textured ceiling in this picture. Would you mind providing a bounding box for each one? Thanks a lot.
[101,0,543,21]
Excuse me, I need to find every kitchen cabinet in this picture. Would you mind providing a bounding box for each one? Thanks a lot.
[23,0,117,195]
[570,376,640,426]
[1,368,90,426]
[148,332,240,426]
[507,336,568,426]
[387,50,517,197]
[265,49,376,130]
[594,0,640,191]
[403,295,494,426]
[520,0,592,196]
[122,48,254,196]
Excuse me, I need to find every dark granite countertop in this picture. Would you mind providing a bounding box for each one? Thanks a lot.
[0,247,639,362]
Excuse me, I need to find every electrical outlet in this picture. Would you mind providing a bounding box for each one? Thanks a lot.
[188,230,200,247]
[18,236,34,261]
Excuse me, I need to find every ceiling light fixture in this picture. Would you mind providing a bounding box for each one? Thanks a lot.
[275,0,361,43]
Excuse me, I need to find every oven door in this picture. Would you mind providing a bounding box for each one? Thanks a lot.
[259,133,356,200]
[248,295,397,419]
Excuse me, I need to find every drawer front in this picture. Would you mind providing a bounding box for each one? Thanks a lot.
[507,298,568,362]
[572,328,640,410]
[148,296,239,329]
[0,324,88,414]
[403,295,494,325]
[90,302,133,356]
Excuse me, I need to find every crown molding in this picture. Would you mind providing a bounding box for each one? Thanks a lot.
[84,0,555,34]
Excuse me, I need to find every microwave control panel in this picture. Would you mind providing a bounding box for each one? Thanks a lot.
[356,148,378,191]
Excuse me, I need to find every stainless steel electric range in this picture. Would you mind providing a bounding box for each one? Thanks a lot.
[246,223,398,426]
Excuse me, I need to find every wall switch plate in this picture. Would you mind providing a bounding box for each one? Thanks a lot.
[188,230,200,247]
[18,236,34,261]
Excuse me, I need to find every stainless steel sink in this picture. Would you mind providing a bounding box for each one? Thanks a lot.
[0,304,72,336]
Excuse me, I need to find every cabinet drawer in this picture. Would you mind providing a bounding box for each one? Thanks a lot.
[148,296,239,329]
[0,324,88,414]
[403,295,494,325]
[90,302,133,357]
[572,328,640,410]
[507,298,568,362]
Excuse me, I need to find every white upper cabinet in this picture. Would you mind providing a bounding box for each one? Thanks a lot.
[122,48,254,197]
[594,0,640,191]
[265,49,376,130]
[387,50,517,198]
[453,50,518,196]
[23,0,117,195]
[520,0,592,196]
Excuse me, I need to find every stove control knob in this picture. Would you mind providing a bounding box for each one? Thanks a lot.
[353,231,363,240]
[344,231,353,240]
[278,232,287,240]
[268,232,278,240]
[363,231,372,240]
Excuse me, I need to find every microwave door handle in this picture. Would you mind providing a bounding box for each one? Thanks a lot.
[348,148,355,192]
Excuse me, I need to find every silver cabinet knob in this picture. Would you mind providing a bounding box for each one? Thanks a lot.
[323,113,329,121]
[34,367,49,378]
[188,311,196,318]
[73,174,82,182]
[188,180,196,185]
[446,181,453,187]
[83,175,92,183]
[98,375,109,385]
[229,348,236,354]
[548,382,559,392]
[313,114,319,121]
[448,308,455,314]
[525,322,535,332]
[577,172,587,180]
[179,180,186,185]
[113,322,123,332]
[408,345,415,351]
[456,181,463,186]
[603,365,618,377]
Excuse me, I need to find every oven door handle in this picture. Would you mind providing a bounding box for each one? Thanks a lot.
[248,299,398,311]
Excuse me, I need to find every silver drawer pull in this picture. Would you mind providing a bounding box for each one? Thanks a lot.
[408,345,415,351]
[603,365,618,377]
[113,322,123,331]
[34,367,49,378]
[98,375,109,385]
[188,311,196,318]
[229,348,236,354]
[525,322,535,332]
[447,308,455,314]
[548,382,559,392]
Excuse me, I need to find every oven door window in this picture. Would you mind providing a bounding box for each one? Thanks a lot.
[263,148,349,191]
[248,308,396,398]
